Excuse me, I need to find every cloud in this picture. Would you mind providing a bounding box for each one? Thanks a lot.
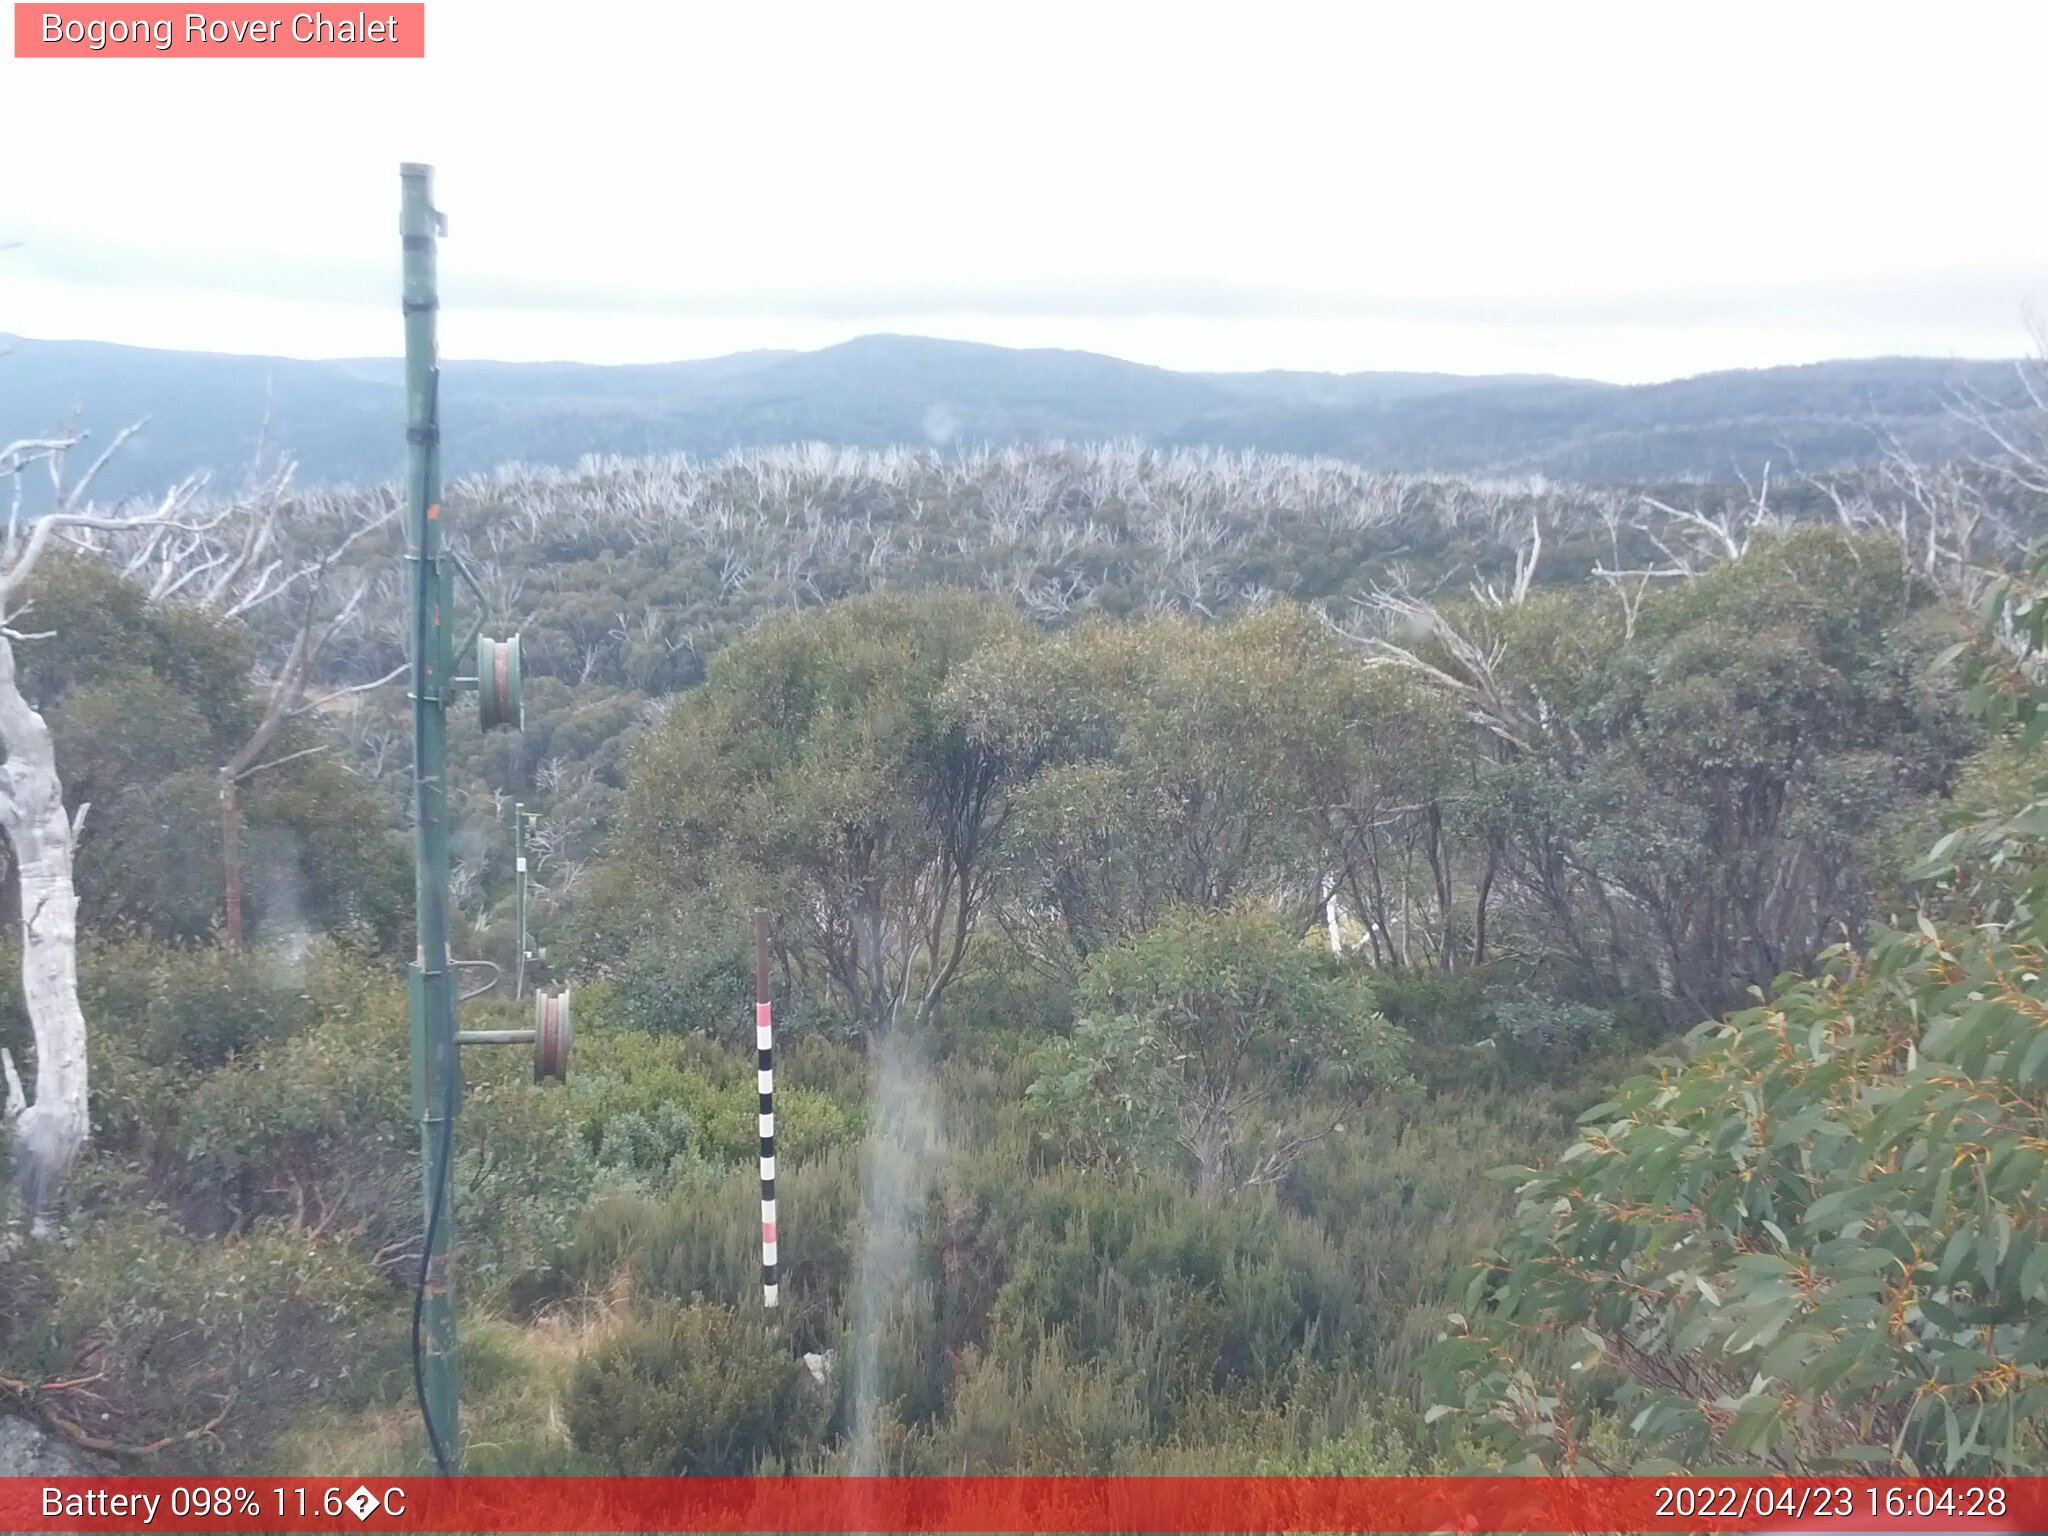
[7,220,2040,339]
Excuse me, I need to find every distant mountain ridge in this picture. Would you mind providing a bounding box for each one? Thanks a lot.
[0,330,2030,499]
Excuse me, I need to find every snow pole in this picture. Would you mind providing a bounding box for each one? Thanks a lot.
[756,909,779,1309]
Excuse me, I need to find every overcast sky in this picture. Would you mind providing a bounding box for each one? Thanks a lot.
[3,0,2044,383]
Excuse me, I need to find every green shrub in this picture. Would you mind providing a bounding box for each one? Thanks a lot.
[1370,967,1491,1042]
[568,1029,861,1172]
[86,939,324,1073]
[1028,905,1414,1191]
[0,1214,400,1471]
[981,1165,1362,1413]
[563,1147,862,1346]
[907,1330,1152,1473]
[564,1300,829,1473]
[577,914,753,1038]
[589,1100,697,1177]
[81,950,596,1295]
[172,998,413,1242]
[76,939,415,1235]
[1255,1411,1419,1474]
[455,1042,606,1298]
[1419,541,2048,1476]
[1481,997,1614,1079]
[937,932,1074,1046]
[778,1033,866,1096]
[1278,1089,1575,1361]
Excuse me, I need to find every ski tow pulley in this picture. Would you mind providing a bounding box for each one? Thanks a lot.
[477,634,523,731]
[534,988,572,1082]
[454,988,570,1082]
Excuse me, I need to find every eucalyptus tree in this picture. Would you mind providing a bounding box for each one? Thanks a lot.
[965,610,1302,967]
[62,461,404,945]
[956,601,1472,975]
[1424,535,2048,1475]
[1351,525,1968,1018]
[1027,904,1414,1194]
[610,588,1034,1039]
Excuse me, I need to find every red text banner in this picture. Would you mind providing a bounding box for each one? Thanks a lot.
[6,1476,2046,1533]
[14,4,424,57]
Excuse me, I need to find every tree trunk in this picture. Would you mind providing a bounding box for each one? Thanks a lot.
[855,889,894,1042]
[1473,843,1499,968]
[220,777,243,948]
[0,636,89,1233]
[1181,1100,1231,1196]
[1426,803,1455,972]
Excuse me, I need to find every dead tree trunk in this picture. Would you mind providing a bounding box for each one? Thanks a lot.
[0,635,89,1233]
[0,420,210,1229]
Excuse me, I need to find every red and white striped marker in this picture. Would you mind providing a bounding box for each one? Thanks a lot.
[755,910,777,1309]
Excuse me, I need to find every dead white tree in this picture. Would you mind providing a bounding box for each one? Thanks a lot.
[0,426,218,1231]
[1344,580,1551,758]
[1471,511,1544,609]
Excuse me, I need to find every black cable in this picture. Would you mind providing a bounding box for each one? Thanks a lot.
[411,1033,458,1477]
[409,739,456,1479]
[407,784,460,1482]
[403,238,455,1477]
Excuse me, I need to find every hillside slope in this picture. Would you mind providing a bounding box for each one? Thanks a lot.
[0,331,2028,498]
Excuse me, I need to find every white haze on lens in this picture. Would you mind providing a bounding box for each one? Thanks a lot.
[847,1025,944,1476]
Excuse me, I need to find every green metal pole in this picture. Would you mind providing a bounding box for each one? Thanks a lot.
[514,803,527,1001]
[401,160,460,1472]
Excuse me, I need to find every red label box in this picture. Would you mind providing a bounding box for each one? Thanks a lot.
[14,3,425,56]
[5,1476,2045,1533]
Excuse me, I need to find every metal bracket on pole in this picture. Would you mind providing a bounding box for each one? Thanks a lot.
[455,990,570,1080]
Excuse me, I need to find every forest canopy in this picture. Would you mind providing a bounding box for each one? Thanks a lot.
[1,420,2045,1478]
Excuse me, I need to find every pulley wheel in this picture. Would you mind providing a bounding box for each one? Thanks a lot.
[534,988,571,1082]
[478,634,523,732]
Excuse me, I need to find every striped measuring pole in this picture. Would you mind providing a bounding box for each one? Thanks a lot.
[755,910,778,1309]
